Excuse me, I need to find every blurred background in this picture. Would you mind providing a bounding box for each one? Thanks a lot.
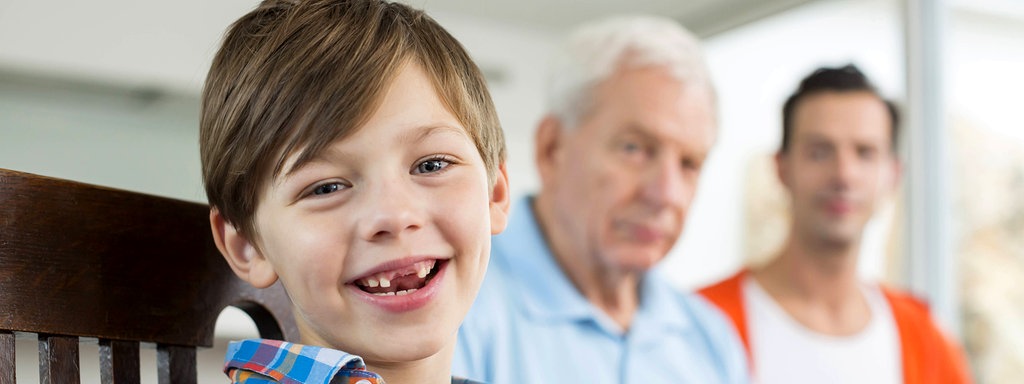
[1,0,1021,382]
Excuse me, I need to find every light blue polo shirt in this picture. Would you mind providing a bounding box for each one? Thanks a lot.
[454,197,750,384]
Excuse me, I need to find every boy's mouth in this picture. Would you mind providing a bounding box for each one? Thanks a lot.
[352,259,444,296]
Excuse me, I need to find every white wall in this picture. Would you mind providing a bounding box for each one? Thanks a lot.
[0,1,255,94]
[0,81,206,201]
[948,8,1024,144]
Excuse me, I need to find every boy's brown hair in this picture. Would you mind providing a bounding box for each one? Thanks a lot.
[200,0,505,238]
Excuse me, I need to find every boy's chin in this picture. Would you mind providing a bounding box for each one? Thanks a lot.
[356,333,453,364]
[298,318,455,364]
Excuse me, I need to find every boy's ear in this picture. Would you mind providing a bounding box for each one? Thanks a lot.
[209,208,278,288]
[489,163,511,235]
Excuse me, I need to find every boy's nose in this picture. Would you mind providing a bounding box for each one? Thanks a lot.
[357,182,426,241]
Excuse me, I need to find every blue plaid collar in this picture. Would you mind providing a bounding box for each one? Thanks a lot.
[224,339,383,384]
[224,339,484,384]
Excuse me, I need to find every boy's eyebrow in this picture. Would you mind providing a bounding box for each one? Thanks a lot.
[280,124,469,182]
[400,124,470,143]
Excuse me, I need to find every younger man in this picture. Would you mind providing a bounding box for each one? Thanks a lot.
[700,65,971,383]
[200,1,510,383]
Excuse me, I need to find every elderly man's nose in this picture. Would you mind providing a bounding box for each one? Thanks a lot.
[642,158,689,208]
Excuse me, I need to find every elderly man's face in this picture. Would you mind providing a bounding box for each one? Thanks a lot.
[539,66,715,274]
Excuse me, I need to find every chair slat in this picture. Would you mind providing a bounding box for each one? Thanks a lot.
[157,345,196,384]
[39,334,80,384]
[100,339,140,384]
[0,331,14,384]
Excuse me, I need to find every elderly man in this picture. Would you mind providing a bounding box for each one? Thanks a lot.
[453,16,749,384]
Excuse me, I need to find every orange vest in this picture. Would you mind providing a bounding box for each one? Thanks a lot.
[699,270,973,384]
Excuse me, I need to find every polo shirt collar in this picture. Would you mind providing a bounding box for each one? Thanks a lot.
[493,197,594,322]
[494,197,692,334]
[634,266,693,333]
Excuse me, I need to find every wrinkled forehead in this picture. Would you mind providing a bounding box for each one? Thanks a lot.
[580,65,717,123]
[585,69,716,135]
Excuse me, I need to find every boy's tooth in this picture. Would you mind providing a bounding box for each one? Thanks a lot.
[385,291,395,296]
[395,288,419,296]
[417,260,436,278]
[365,260,436,289]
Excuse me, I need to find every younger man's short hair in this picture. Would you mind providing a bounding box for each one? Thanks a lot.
[780,64,899,153]
[200,0,505,238]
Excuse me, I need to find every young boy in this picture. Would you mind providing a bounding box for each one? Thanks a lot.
[199,1,510,383]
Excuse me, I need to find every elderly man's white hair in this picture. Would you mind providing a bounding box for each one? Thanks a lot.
[547,15,715,128]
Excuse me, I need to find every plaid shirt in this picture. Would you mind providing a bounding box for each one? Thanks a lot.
[224,339,383,384]
[225,339,483,384]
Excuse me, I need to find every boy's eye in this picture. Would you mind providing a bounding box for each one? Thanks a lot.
[414,157,452,174]
[312,182,344,195]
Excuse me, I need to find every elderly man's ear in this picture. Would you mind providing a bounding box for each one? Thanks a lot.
[210,209,278,288]
[535,114,569,186]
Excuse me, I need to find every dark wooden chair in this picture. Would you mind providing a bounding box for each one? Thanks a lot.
[0,168,298,383]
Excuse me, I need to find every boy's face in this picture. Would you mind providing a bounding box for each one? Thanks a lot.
[215,62,509,363]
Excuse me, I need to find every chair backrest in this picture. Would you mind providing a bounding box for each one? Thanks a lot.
[0,168,299,384]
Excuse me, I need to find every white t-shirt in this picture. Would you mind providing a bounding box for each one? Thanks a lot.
[743,276,902,384]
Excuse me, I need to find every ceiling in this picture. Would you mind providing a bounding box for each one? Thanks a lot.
[409,0,818,37]
[0,0,822,98]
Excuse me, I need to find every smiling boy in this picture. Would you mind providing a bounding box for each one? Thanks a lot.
[199,1,509,383]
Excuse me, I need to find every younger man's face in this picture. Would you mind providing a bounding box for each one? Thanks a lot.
[777,91,898,247]
[227,62,509,363]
